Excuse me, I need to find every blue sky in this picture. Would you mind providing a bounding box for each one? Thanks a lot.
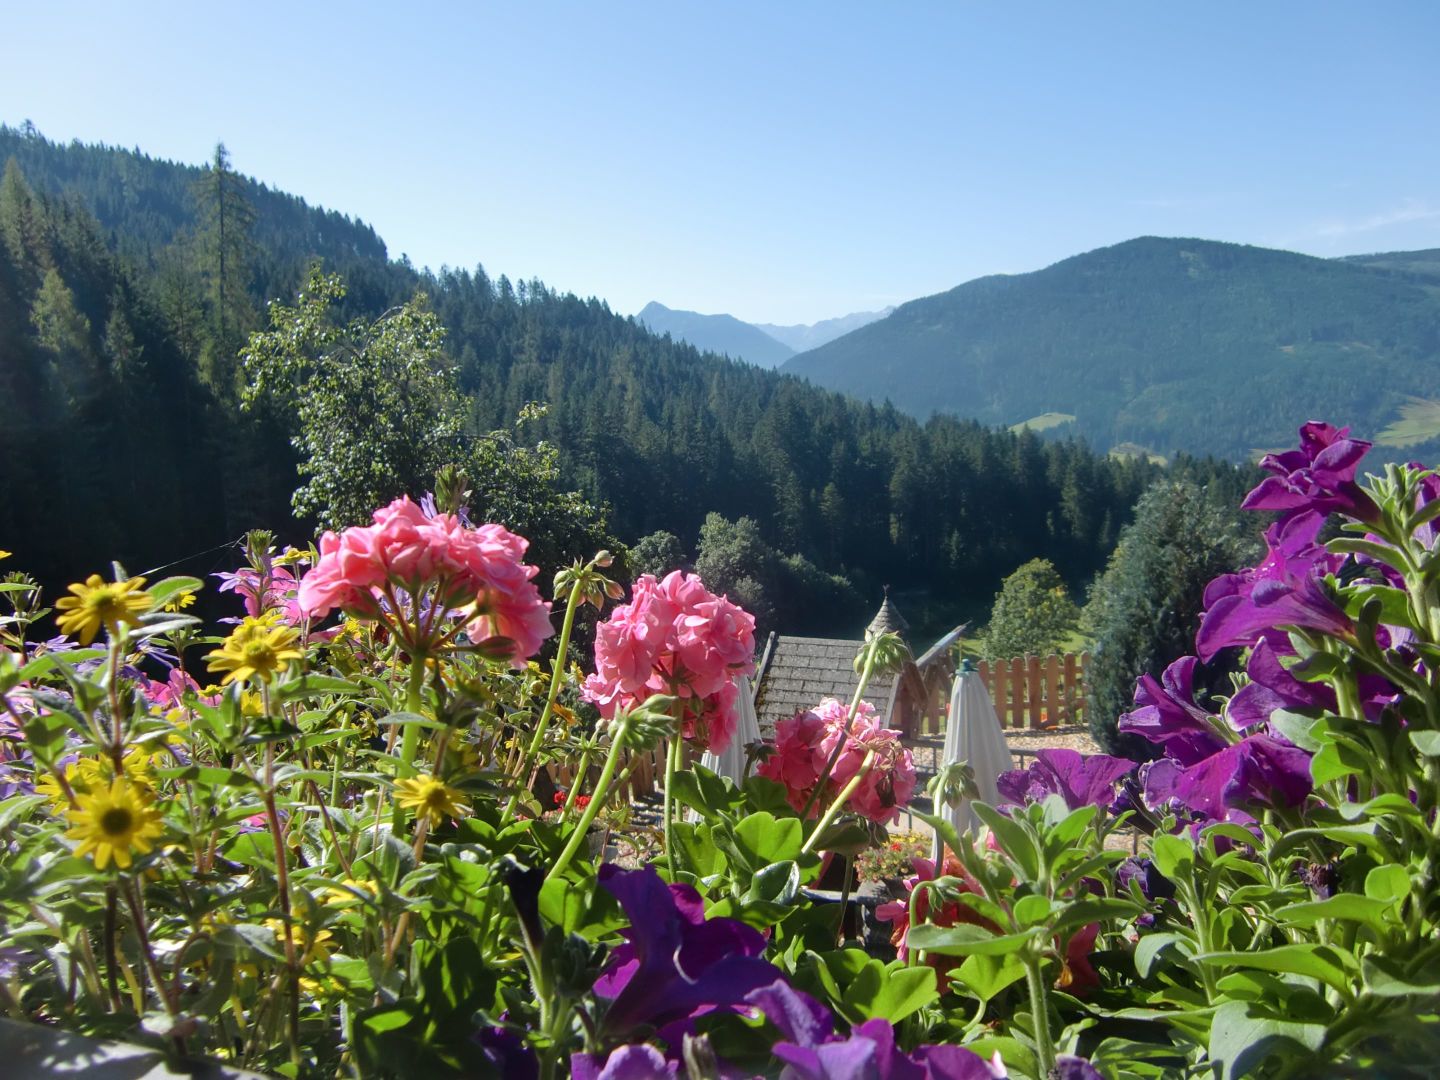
[6,2,1439,323]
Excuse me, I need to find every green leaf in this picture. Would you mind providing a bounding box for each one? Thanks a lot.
[1362,955,1440,998]
[1013,893,1052,927]
[730,812,803,869]
[273,674,363,700]
[377,711,445,729]
[1409,730,1440,758]
[955,951,1026,1001]
[1050,896,1146,935]
[907,923,1044,957]
[0,794,47,833]
[972,802,1039,881]
[1195,944,1357,995]
[1363,864,1410,904]
[1275,895,1393,932]
[1150,832,1194,881]
[1339,793,1425,824]
[1273,823,1386,858]
[807,818,871,856]
[1134,931,1192,978]
[212,922,285,961]
[1044,801,1097,847]
[154,765,259,789]
[1310,741,1364,785]
[1343,584,1413,629]
[1267,710,1327,752]
[740,776,796,817]
[841,962,936,1024]
[1208,1000,1325,1080]
[746,860,801,907]
[671,822,726,880]
[220,832,277,870]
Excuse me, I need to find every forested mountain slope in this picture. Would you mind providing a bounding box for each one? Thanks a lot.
[0,125,1243,633]
[784,237,1440,461]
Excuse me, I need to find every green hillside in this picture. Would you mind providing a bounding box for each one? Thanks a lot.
[784,237,1440,461]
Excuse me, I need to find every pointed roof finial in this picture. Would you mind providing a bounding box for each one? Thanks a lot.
[866,586,909,639]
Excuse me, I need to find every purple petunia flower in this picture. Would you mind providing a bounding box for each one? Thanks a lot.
[748,979,1005,1080]
[1171,733,1312,819]
[593,865,782,1039]
[571,1044,678,1080]
[1415,469,1440,552]
[1115,857,1175,903]
[1225,639,1336,732]
[997,748,1135,811]
[1051,1055,1105,1080]
[1197,512,1352,662]
[1118,657,1225,765]
[1241,420,1379,525]
[473,1026,538,1079]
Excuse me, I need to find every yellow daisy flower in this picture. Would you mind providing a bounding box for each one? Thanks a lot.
[264,918,335,966]
[393,775,467,827]
[321,878,378,907]
[39,749,153,805]
[163,591,197,613]
[0,550,10,560]
[65,778,165,870]
[206,616,304,685]
[54,574,152,645]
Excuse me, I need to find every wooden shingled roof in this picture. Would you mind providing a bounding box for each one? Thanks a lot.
[751,635,899,739]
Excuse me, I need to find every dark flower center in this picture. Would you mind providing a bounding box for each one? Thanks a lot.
[100,807,133,835]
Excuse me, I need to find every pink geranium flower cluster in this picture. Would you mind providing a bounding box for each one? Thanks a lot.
[757,698,916,824]
[296,496,552,665]
[582,571,756,753]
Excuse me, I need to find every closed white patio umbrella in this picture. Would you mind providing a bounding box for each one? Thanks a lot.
[934,659,1014,851]
[700,674,762,784]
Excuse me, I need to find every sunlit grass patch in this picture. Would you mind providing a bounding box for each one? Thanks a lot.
[1377,396,1440,448]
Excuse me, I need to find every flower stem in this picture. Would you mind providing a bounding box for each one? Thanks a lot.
[664,729,684,874]
[802,749,876,855]
[801,638,881,821]
[398,652,427,771]
[504,573,585,819]
[835,853,855,945]
[561,744,595,815]
[1023,952,1056,1077]
[547,720,628,882]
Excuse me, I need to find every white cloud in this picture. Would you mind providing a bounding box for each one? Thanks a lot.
[1310,199,1440,239]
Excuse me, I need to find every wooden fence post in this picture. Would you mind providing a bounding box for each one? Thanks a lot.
[1009,657,1026,728]
[1043,654,1060,728]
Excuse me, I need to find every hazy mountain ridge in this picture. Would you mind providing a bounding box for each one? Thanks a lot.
[784,237,1440,461]
[636,301,795,368]
[636,301,892,368]
[753,307,893,352]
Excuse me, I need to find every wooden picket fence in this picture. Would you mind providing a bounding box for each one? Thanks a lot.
[551,744,673,801]
[975,652,1089,729]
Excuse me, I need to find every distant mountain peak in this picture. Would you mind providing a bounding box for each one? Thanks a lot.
[635,303,795,368]
[636,303,893,368]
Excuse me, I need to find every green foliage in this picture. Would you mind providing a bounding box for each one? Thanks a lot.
[1082,479,1259,754]
[627,529,687,578]
[694,512,865,635]
[982,558,1080,660]
[240,269,466,529]
[787,235,1440,462]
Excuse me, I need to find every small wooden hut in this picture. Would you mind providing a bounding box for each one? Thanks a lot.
[751,594,966,740]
